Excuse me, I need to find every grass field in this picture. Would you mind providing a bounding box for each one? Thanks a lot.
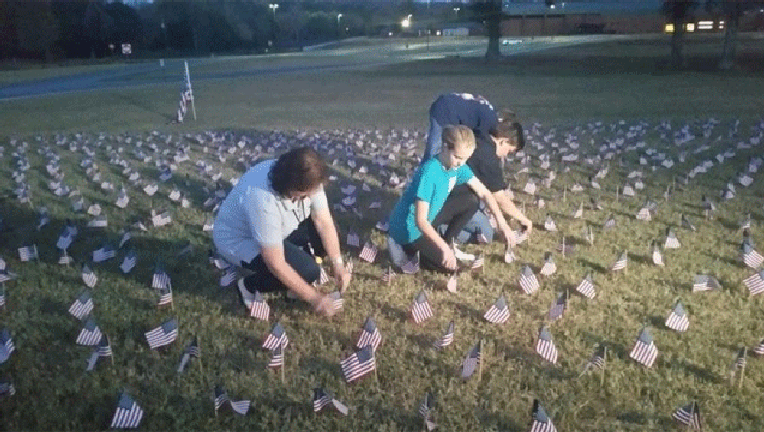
[1,37,764,431]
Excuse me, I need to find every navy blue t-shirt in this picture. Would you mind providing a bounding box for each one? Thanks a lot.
[429,93,498,143]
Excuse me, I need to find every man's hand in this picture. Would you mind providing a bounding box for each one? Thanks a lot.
[501,224,516,249]
[521,218,533,236]
[333,262,352,293]
[312,294,338,317]
[440,244,457,271]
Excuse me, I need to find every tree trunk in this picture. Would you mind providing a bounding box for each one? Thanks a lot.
[670,16,685,69]
[484,6,501,61]
[719,6,740,70]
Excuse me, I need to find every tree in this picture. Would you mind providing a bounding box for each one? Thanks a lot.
[663,0,698,69]
[471,0,504,61]
[707,0,764,70]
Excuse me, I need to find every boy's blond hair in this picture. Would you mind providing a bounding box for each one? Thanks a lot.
[442,125,476,153]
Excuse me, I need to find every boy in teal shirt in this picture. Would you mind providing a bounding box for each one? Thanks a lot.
[388,125,515,273]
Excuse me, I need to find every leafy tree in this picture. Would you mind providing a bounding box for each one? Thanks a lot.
[663,0,698,68]
[706,0,764,70]
[471,0,504,61]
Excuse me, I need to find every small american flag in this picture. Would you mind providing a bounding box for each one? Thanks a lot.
[476,228,489,244]
[576,272,595,299]
[346,231,360,248]
[118,229,131,249]
[0,381,15,397]
[177,336,200,373]
[681,214,696,231]
[629,327,658,368]
[410,290,434,324]
[401,255,420,274]
[145,319,178,350]
[418,392,437,431]
[671,401,701,430]
[504,247,516,263]
[158,285,173,307]
[744,270,764,295]
[0,285,5,309]
[317,266,329,285]
[582,345,606,373]
[693,274,720,292]
[484,295,509,324]
[665,301,689,332]
[110,391,143,429]
[381,266,395,283]
[471,253,485,272]
[92,243,116,263]
[623,184,635,196]
[152,264,171,290]
[543,215,557,232]
[0,329,14,363]
[76,317,102,346]
[530,399,557,432]
[652,243,664,266]
[519,265,539,294]
[611,251,628,271]
[460,342,481,379]
[87,215,108,228]
[540,252,556,276]
[536,327,558,364]
[328,291,344,311]
[753,338,764,356]
[664,229,681,249]
[57,230,74,251]
[313,388,348,415]
[262,322,289,350]
[220,268,237,287]
[152,210,172,227]
[87,334,113,371]
[69,290,94,320]
[434,321,454,349]
[359,242,377,263]
[341,345,376,383]
[742,243,764,268]
[357,316,382,351]
[120,249,137,274]
[58,250,73,266]
[17,244,38,262]
[267,344,284,369]
[603,214,616,230]
[635,206,651,221]
[549,292,567,321]
[573,202,583,219]
[214,386,250,415]
[249,291,270,321]
[82,264,98,288]
[732,347,747,372]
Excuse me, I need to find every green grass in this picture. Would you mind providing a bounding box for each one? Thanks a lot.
[2,37,764,431]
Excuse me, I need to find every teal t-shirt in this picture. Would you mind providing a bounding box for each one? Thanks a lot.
[389,157,474,245]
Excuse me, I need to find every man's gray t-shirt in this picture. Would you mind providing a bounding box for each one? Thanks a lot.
[213,159,328,266]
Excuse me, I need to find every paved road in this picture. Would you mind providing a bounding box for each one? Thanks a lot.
[0,35,631,101]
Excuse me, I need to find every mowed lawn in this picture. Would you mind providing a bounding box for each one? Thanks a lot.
[1,36,764,431]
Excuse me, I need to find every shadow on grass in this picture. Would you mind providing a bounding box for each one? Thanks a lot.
[678,359,724,384]
[576,258,609,275]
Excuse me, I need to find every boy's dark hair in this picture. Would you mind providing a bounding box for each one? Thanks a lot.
[490,121,525,151]
[269,147,328,197]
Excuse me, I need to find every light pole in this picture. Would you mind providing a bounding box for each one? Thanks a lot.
[268,3,279,21]
[337,13,342,38]
[453,7,460,20]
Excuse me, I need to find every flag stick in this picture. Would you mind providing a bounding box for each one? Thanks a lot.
[686,400,694,431]
[280,347,286,384]
[738,347,747,390]
[600,346,606,387]
[615,186,619,202]
[561,236,566,259]
[522,201,526,216]
[478,339,484,382]
[563,185,567,202]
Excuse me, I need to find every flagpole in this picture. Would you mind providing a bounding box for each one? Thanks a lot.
[600,346,606,387]
[738,346,747,390]
[478,339,484,382]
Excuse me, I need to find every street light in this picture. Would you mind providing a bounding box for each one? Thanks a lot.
[337,13,343,37]
[402,14,412,29]
[268,3,279,20]
[453,7,460,19]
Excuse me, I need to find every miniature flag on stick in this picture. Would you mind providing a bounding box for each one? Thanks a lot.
[340,345,376,383]
[581,344,606,374]
[742,243,764,269]
[664,228,681,249]
[629,327,658,368]
[157,285,173,308]
[177,336,200,373]
[744,269,764,296]
[76,317,102,346]
[418,392,437,431]
[611,251,628,272]
[484,295,509,324]
[530,399,558,432]
[267,344,284,369]
[145,319,178,350]
[357,316,382,351]
[359,242,377,263]
[460,342,481,379]
[536,327,558,364]
[540,252,557,276]
[652,242,664,267]
[576,272,596,299]
[262,322,289,350]
[69,290,94,320]
[82,264,97,288]
[519,265,539,294]
[410,290,434,324]
[313,388,348,415]
[86,334,113,371]
[249,291,270,321]
[672,401,701,430]
[0,329,14,364]
[214,385,250,416]
[110,391,144,429]
[434,321,454,349]
[665,300,689,332]
[549,291,567,321]
[693,274,720,292]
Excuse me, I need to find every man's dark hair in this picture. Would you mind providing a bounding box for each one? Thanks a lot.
[490,121,525,151]
[269,147,328,197]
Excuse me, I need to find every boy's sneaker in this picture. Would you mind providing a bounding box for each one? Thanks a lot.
[237,277,256,309]
[453,245,475,262]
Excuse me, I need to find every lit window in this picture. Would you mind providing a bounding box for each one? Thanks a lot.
[685,23,695,32]
[664,23,675,33]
